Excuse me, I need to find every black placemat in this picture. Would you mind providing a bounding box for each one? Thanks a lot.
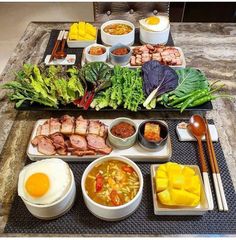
[4,120,236,235]
[42,28,174,67]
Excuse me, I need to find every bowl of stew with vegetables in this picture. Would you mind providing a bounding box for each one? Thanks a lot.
[81,155,143,221]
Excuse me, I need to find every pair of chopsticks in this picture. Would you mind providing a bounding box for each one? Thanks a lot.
[205,118,228,211]
[49,30,68,63]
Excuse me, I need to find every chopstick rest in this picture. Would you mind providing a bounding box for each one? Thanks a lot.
[176,122,218,142]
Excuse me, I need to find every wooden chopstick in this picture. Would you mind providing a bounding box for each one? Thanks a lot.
[49,30,64,63]
[205,119,228,211]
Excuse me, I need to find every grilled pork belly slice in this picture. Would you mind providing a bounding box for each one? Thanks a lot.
[69,134,87,150]
[72,149,96,156]
[56,147,67,155]
[86,134,112,155]
[36,125,42,136]
[49,118,61,134]
[31,135,45,146]
[88,120,101,136]
[37,137,56,155]
[40,120,50,136]
[60,115,75,134]
[75,116,88,135]
[50,132,65,149]
[99,124,108,138]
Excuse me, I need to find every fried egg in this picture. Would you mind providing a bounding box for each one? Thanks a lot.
[18,158,71,205]
[139,16,169,32]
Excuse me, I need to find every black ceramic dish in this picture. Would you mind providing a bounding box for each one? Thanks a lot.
[138,120,168,151]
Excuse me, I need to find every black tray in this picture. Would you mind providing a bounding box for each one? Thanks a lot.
[15,29,213,112]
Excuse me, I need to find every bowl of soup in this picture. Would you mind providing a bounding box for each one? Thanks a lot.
[81,155,143,221]
[101,20,135,46]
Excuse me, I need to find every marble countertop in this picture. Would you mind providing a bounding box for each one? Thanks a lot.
[0,22,236,236]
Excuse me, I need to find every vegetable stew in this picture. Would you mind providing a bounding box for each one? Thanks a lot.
[85,160,140,206]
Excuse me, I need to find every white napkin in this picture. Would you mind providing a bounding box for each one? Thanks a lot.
[176,122,218,142]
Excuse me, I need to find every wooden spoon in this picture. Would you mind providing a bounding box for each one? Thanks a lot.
[188,114,214,210]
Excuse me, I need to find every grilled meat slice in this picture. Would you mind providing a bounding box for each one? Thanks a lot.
[72,149,96,156]
[88,120,101,135]
[37,137,56,155]
[60,115,75,135]
[40,120,50,136]
[49,118,61,134]
[56,147,67,155]
[75,116,88,135]
[36,125,42,136]
[69,134,87,150]
[86,134,112,155]
[50,132,65,149]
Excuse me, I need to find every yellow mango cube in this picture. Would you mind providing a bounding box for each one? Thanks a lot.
[156,178,168,192]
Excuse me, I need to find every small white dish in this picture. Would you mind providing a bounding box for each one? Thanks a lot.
[176,122,218,142]
[81,155,143,221]
[85,43,108,63]
[150,164,209,215]
[100,20,135,46]
[140,24,170,45]
[44,54,76,66]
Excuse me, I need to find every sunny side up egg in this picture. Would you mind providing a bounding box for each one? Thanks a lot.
[18,158,71,205]
[139,16,169,32]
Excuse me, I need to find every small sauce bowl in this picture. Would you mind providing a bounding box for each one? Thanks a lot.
[138,120,169,151]
[109,43,131,66]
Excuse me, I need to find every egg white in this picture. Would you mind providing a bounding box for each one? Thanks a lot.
[139,16,169,32]
[18,158,71,205]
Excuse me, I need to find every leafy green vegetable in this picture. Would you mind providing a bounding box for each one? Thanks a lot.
[1,64,84,108]
[91,66,145,112]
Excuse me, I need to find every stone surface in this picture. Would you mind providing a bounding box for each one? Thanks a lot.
[0,22,235,236]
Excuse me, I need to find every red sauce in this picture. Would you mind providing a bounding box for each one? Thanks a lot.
[112,48,129,56]
[111,122,135,138]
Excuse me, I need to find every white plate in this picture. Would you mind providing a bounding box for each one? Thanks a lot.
[81,46,186,69]
[27,119,172,162]
[44,54,76,66]
[150,164,209,215]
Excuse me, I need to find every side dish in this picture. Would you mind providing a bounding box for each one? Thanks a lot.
[31,115,112,156]
[139,16,169,32]
[111,47,129,56]
[155,162,201,207]
[144,122,162,142]
[104,24,133,35]
[111,122,135,139]
[89,46,106,55]
[85,159,140,206]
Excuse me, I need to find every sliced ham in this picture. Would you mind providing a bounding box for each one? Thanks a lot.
[86,134,112,155]
[69,134,87,150]
[75,116,88,135]
[37,137,56,155]
[60,115,75,134]
[50,132,65,149]
[49,118,61,134]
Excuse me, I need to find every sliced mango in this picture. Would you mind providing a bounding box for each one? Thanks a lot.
[69,22,96,41]
[155,162,201,207]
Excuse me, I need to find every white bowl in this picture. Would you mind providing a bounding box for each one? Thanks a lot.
[101,20,135,46]
[140,24,170,45]
[81,155,143,221]
[108,117,138,149]
[19,169,76,220]
[85,44,108,62]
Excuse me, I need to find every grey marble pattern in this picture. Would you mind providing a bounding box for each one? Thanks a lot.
[0,22,235,236]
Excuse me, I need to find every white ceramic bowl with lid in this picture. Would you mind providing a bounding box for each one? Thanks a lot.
[100,20,135,46]
[81,155,143,221]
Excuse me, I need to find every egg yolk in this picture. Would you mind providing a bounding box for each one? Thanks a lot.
[25,173,50,197]
[146,16,160,25]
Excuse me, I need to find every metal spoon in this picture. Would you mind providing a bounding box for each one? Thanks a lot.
[187,114,214,210]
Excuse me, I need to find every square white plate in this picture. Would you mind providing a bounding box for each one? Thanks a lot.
[27,119,172,162]
[44,54,76,66]
[150,164,209,215]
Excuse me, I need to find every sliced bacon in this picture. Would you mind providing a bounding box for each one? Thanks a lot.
[86,134,112,155]
[49,118,61,134]
[60,115,75,135]
[75,116,88,135]
[69,134,87,150]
